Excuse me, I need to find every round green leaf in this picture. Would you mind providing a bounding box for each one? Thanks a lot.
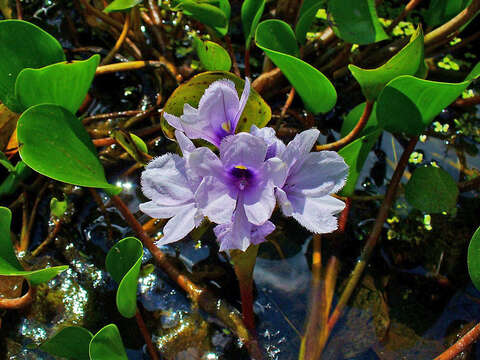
[104,0,142,13]
[161,71,271,139]
[404,166,459,213]
[17,104,116,190]
[241,0,265,47]
[40,326,93,360]
[255,20,337,114]
[327,0,388,45]
[376,75,470,136]
[106,237,143,318]
[89,324,128,360]
[467,227,480,291]
[348,26,424,101]
[0,206,68,285]
[193,37,231,71]
[15,55,100,114]
[295,0,326,44]
[176,0,229,37]
[0,20,65,112]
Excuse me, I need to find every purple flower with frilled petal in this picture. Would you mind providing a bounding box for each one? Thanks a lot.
[164,78,250,147]
[188,132,286,250]
[275,129,348,233]
[250,125,286,159]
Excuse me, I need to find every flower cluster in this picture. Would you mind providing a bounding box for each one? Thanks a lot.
[140,78,348,251]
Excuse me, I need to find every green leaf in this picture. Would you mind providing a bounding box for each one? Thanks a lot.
[176,0,229,36]
[0,161,32,198]
[161,71,271,139]
[338,129,381,197]
[15,55,100,114]
[241,0,265,47]
[340,101,379,137]
[193,37,231,71]
[105,237,143,318]
[327,0,389,45]
[0,152,14,172]
[376,75,470,136]
[468,226,480,291]
[425,0,471,27]
[348,26,424,101]
[39,326,93,360]
[404,166,459,213]
[17,104,116,190]
[0,20,65,112]
[255,20,337,114]
[89,324,128,360]
[295,0,325,44]
[104,0,142,13]
[0,206,68,285]
[50,197,68,218]
[466,61,480,81]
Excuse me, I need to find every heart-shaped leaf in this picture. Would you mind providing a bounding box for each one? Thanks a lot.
[15,55,100,114]
[89,324,128,360]
[106,237,143,318]
[468,226,480,291]
[404,166,459,213]
[348,26,424,101]
[0,20,65,112]
[161,71,271,139]
[0,206,68,285]
[295,0,326,44]
[40,326,93,360]
[104,0,142,13]
[255,19,337,114]
[193,37,231,71]
[17,104,117,191]
[327,0,389,45]
[241,0,265,47]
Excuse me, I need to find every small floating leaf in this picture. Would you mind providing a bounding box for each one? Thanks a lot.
[161,71,271,139]
[193,37,231,71]
[349,26,424,101]
[40,326,93,360]
[15,55,100,114]
[50,197,68,219]
[327,0,388,45]
[105,237,143,318]
[17,104,116,191]
[89,324,128,360]
[468,226,480,291]
[104,0,142,13]
[0,20,65,112]
[404,166,459,213]
[241,0,265,47]
[255,19,337,114]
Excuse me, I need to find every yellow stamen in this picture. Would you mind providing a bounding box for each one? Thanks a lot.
[235,165,247,170]
[221,122,231,132]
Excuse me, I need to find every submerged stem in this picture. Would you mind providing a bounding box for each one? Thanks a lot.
[434,322,480,360]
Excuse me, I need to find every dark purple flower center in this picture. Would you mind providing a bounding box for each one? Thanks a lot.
[229,165,254,191]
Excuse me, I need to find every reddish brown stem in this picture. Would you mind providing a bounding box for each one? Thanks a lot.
[453,95,480,108]
[280,87,296,119]
[0,281,34,310]
[386,0,423,33]
[316,100,374,152]
[15,0,23,19]
[238,278,256,334]
[434,322,480,360]
[92,138,116,147]
[101,12,130,65]
[31,221,62,257]
[135,308,160,360]
[327,136,419,334]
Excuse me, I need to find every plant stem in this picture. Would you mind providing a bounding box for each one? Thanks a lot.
[95,60,166,75]
[31,221,62,257]
[434,322,480,360]
[327,136,419,334]
[386,0,423,33]
[316,100,374,152]
[135,308,160,360]
[101,12,130,65]
[0,281,34,309]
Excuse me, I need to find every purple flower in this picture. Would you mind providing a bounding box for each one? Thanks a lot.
[275,129,348,233]
[164,78,251,147]
[188,132,286,249]
[250,125,286,159]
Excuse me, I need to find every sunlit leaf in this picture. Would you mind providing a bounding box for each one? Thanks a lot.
[0,206,68,285]
[425,0,471,27]
[175,0,230,36]
[193,37,231,71]
[50,197,68,218]
[104,0,142,13]
[327,0,388,45]
[17,104,117,191]
[404,166,459,213]
[468,226,480,291]
[161,71,271,139]
[0,20,65,112]
[89,324,128,360]
[348,26,424,101]
[255,19,337,114]
[241,0,265,47]
[39,326,93,360]
[105,237,143,318]
[15,55,100,114]
[295,0,325,44]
